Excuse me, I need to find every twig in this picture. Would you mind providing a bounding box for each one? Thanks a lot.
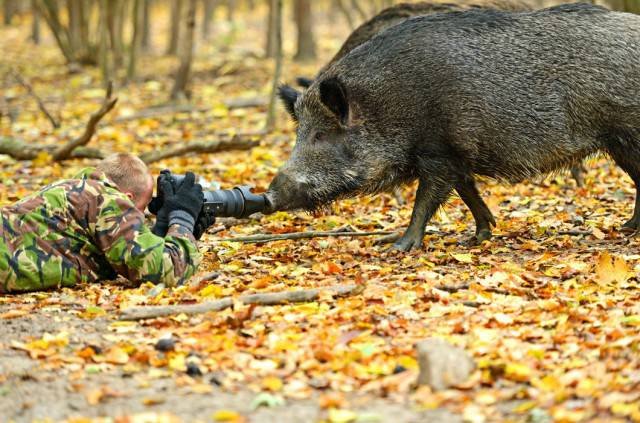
[138,135,259,164]
[52,81,118,161]
[119,283,364,320]
[11,69,60,129]
[557,229,592,236]
[219,230,394,244]
[434,283,470,293]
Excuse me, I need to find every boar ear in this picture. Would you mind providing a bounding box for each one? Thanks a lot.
[278,85,300,121]
[319,77,349,125]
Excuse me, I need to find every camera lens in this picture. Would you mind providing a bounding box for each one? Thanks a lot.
[166,174,266,218]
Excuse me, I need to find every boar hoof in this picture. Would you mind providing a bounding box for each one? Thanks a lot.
[374,232,402,245]
[392,234,424,252]
[475,229,492,243]
[621,219,640,234]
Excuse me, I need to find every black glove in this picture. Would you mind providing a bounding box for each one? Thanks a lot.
[149,170,173,237]
[162,172,204,233]
[193,210,216,240]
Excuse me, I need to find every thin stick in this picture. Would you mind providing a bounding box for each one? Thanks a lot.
[119,284,364,320]
[219,230,394,244]
[11,69,60,129]
[52,81,117,160]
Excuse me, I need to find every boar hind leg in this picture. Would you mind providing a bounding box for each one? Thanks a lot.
[455,177,496,243]
[607,138,640,232]
[393,176,453,252]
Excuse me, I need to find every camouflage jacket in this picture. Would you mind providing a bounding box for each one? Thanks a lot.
[0,168,201,293]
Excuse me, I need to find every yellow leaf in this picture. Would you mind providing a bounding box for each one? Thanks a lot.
[576,378,597,397]
[622,315,640,326]
[168,353,186,372]
[262,376,283,392]
[328,408,358,423]
[212,410,242,422]
[199,284,223,297]
[451,253,474,264]
[32,151,52,168]
[595,251,630,284]
[397,355,418,371]
[104,346,130,365]
[504,363,532,382]
[533,374,560,391]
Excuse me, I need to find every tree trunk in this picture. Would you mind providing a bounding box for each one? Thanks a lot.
[226,0,235,22]
[98,0,111,86]
[31,0,40,43]
[171,0,196,100]
[265,0,276,58]
[350,0,368,21]
[166,0,183,55]
[3,0,17,25]
[293,0,316,61]
[334,0,355,30]
[624,0,640,13]
[67,0,83,52]
[141,0,151,49]
[107,0,125,67]
[36,0,76,63]
[202,0,216,40]
[266,0,282,130]
[127,0,142,80]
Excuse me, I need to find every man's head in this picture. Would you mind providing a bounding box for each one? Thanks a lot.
[97,153,154,211]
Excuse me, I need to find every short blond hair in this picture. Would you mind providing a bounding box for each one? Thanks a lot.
[97,153,151,196]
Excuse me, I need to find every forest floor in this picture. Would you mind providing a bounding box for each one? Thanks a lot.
[1,5,640,423]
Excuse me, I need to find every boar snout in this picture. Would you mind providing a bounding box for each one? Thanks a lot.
[264,171,311,213]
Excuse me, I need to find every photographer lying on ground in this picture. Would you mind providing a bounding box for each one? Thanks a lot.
[0,153,214,293]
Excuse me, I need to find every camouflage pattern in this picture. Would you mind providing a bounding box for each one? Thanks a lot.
[0,168,201,293]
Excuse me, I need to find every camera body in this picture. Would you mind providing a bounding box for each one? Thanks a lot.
[159,171,266,219]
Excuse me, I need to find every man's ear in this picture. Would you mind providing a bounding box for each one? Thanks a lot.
[125,191,134,201]
[278,85,300,121]
[319,77,349,125]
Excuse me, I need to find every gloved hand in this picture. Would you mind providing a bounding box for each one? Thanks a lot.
[161,172,204,233]
[149,170,173,237]
[193,210,216,240]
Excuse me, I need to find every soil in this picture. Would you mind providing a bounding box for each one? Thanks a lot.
[0,304,462,423]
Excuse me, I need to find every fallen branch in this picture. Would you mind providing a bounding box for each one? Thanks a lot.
[11,69,60,129]
[138,135,259,164]
[219,230,394,244]
[119,283,364,320]
[223,96,267,109]
[114,103,209,123]
[434,283,470,293]
[0,135,256,164]
[112,97,267,123]
[52,81,117,161]
[557,229,592,236]
[0,137,104,160]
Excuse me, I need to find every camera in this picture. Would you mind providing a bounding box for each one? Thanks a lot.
[159,171,266,219]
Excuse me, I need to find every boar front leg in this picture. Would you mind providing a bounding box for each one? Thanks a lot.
[393,176,453,252]
[455,177,496,243]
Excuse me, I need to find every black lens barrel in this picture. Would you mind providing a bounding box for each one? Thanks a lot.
[169,174,265,218]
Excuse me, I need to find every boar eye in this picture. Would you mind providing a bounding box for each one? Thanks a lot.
[313,132,326,143]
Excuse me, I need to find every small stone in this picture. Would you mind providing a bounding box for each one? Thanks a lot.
[416,338,475,390]
[393,364,407,374]
[154,337,176,352]
[186,362,202,377]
